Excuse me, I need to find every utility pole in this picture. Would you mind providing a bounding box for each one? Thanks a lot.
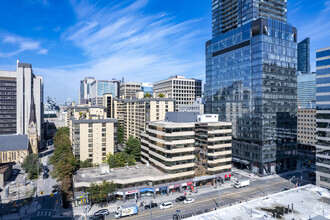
[149,199,152,220]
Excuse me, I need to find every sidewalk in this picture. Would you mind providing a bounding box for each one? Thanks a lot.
[73,180,234,218]
[1,202,41,220]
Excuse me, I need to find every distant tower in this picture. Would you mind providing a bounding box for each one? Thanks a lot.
[28,95,38,154]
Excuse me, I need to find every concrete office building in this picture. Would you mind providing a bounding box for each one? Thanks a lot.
[298,37,311,74]
[120,82,141,99]
[205,0,297,175]
[67,105,117,164]
[178,97,204,114]
[153,75,202,107]
[79,77,95,105]
[297,108,316,167]
[141,112,232,184]
[90,80,118,106]
[315,46,330,189]
[0,61,44,145]
[298,72,316,108]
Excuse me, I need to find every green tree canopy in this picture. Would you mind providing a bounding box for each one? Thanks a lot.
[79,159,94,168]
[144,93,151,98]
[117,124,124,144]
[85,180,117,204]
[125,136,141,160]
[104,153,117,168]
[21,154,42,179]
[158,93,165,98]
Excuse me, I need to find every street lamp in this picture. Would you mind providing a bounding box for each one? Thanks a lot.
[289,176,295,189]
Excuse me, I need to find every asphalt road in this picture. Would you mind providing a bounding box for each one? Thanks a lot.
[106,170,312,220]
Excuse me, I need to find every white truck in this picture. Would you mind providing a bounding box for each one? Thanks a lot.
[114,204,138,219]
[234,179,250,188]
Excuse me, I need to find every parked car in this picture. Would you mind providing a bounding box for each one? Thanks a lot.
[145,202,157,209]
[160,202,173,210]
[43,172,49,179]
[12,170,18,176]
[44,166,49,173]
[183,198,194,204]
[175,196,186,202]
[94,209,109,217]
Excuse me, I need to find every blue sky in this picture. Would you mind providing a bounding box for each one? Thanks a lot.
[0,0,329,103]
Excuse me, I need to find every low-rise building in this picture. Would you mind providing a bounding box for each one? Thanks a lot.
[0,135,30,164]
[178,98,204,114]
[0,162,13,187]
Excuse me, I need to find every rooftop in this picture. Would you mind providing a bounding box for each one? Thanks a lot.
[0,135,29,152]
[188,184,330,220]
[71,118,117,124]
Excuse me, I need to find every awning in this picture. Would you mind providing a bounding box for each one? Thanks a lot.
[193,175,216,182]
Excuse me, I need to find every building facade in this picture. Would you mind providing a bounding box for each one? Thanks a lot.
[0,135,30,164]
[298,72,316,108]
[141,112,232,185]
[211,0,287,37]
[0,61,44,146]
[205,1,297,174]
[298,37,311,74]
[315,46,330,189]
[68,105,117,164]
[297,108,316,167]
[90,80,118,106]
[178,97,204,114]
[153,75,202,107]
[141,82,153,95]
[120,82,141,99]
[79,77,95,105]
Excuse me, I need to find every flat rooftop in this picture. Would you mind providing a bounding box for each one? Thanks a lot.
[188,184,330,220]
[74,164,165,187]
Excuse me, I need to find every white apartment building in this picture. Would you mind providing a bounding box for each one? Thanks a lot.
[153,75,202,106]
[0,60,43,142]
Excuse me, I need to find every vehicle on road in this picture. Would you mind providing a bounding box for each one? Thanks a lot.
[183,198,194,204]
[94,209,109,217]
[12,170,18,176]
[175,196,186,202]
[282,188,289,191]
[44,166,49,173]
[115,204,138,219]
[160,202,173,210]
[234,179,250,188]
[43,172,49,179]
[144,202,157,209]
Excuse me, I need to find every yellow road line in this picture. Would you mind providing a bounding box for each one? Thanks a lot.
[130,178,288,219]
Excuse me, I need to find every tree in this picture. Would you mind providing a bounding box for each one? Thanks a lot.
[117,124,124,144]
[144,93,151,98]
[125,136,141,160]
[85,180,117,205]
[21,154,42,179]
[158,93,165,98]
[104,153,117,168]
[80,159,94,168]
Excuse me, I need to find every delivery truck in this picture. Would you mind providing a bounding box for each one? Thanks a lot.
[114,204,138,219]
[234,179,250,188]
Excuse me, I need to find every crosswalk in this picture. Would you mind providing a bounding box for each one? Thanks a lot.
[36,209,54,217]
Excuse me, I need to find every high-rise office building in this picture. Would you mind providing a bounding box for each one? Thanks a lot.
[79,77,95,105]
[119,82,141,99]
[315,46,330,189]
[206,0,297,175]
[298,37,311,74]
[298,72,316,108]
[90,80,118,106]
[0,60,44,143]
[211,0,287,37]
[153,75,202,107]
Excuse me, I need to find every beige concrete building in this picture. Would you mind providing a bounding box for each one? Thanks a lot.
[141,112,232,186]
[68,105,117,164]
[297,108,316,166]
[153,75,202,106]
[120,82,141,99]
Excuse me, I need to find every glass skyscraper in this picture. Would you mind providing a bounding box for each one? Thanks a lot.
[298,72,316,108]
[315,46,330,189]
[206,0,297,175]
[297,37,311,73]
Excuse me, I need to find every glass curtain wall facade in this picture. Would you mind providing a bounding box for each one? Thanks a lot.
[297,37,311,73]
[297,72,316,108]
[316,47,330,189]
[205,18,297,175]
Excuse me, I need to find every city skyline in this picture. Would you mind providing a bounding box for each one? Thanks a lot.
[0,0,329,103]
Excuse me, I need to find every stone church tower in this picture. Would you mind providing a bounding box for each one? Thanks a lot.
[28,95,39,154]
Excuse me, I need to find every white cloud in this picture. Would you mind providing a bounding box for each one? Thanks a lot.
[0,35,48,57]
[40,0,207,103]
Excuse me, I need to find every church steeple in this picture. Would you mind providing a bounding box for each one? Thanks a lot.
[28,94,38,154]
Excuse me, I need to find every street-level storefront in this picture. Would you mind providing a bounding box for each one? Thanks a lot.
[140,188,154,197]
[73,195,89,207]
[194,175,215,187]
[125,189,139,201]
[115,191,124,201]
[156,186,167,196]
[182,181,194,191]
[169,184,181,194]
